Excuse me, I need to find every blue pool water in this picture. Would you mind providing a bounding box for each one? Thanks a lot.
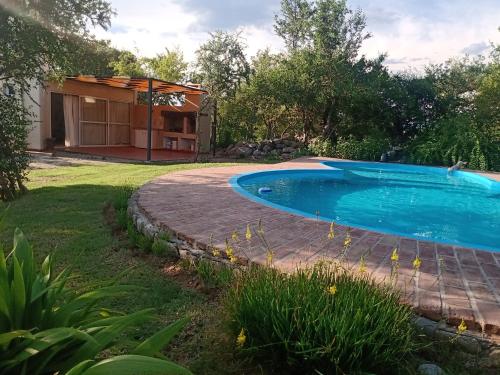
[231,161,500,252]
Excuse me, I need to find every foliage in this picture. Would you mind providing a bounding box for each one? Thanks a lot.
[225,262,417,374]
[108,50,146,77]
[0,228,191,375]
[194,31,251,101]
[0,95,30,201]
[193,259,234,289]
[147,48,188,82]
[335,135,390,161]
[307,136,335,157]
[0,0,112,91]
[406,114,499,170]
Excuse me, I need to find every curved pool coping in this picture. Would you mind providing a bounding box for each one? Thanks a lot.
[135,157,500,336]
[229,162,500,252]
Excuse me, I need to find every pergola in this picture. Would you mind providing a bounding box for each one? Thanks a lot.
[67,76,208,161]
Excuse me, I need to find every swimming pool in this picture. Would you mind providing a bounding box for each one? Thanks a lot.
[231,161,500,252]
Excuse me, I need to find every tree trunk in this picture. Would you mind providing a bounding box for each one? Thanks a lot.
[322,102,336,141]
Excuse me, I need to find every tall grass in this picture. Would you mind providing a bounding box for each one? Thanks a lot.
[225,262,417,374]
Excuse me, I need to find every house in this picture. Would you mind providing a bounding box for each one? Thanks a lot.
[25,76,212,161]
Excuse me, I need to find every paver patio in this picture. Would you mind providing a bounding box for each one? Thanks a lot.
[136,157,500,335]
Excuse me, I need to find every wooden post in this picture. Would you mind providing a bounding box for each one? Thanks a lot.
[146,78,153,162]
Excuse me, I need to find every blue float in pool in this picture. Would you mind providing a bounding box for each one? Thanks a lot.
[258,187,272,194]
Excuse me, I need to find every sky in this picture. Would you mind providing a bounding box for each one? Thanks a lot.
[93,0,500,72]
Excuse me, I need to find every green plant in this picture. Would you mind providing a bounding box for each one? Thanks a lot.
[112,185,134,211]
[151,238,176,258]
[0,95,30,201]
[194,259,234,289]
[115,207,128,230]
[308,136,335,157]
[225,262,417,374]
[406,114,499,171]
[0,228,192,374]
[335,135,390,161]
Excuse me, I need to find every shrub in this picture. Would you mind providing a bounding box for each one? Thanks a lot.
[335,135,390,161]
[194,259,234,288]
[0,228,192,374]
[225,262,417,374]
[406,114,499,171]
[307,136,335,157]
[0,95,30,201]
[151,237,176,258]
[115,207,128,230]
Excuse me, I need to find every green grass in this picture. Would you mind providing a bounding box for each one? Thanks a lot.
[0,160,248,374]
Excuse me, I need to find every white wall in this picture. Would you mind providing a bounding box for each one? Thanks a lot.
[23,83,44,150]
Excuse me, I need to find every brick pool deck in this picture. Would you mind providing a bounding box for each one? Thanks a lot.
[136,157,500,335]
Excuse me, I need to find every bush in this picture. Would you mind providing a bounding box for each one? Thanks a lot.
[335,135,390,161]
[307,136,335,157]
[0,95,30,201]
[0,228,192,374]
[194,259,234,288]
[151,236,176,259]
[406,114,499,171]
[225,262,417,374]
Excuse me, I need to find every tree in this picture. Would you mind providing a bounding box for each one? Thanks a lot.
[274,0,313,50]
[109,50,147,77]
[194,31,251,152]
[147,47,188,82]
[66,38,122,76]
[0,0,113,199]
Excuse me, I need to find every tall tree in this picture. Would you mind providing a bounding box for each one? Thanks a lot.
[0,0,113,199]
[147,47,188,82]
[109,50,146,77]
[194,31,251,152]
[274,0,313,50]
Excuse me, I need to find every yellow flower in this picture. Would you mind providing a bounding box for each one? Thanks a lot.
[343,232,351,249]
[229,254,237,263]
[359,257,367,273]
[266,250,274,265]
[225,239,234,257]
[328,285,337,295]
[457,319,467,334]
[231,230,239,241]
[413,256,422,270]
[236,328,246,348]
[390,248,399,262]
[327,222,335,240]
[245,224,252,241]
[212,247,220,257]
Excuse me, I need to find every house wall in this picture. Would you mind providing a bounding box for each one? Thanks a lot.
[24,83,44,150]
[35,80,135,150]
[131,93,212,152]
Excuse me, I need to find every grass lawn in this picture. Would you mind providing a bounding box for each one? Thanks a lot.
[0,160,249,374]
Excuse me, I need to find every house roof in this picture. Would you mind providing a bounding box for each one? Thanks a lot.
[67,76,207,95]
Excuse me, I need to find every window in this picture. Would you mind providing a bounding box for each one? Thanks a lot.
[79,97,130,146]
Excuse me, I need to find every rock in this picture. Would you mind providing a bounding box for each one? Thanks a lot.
[262,144,273,153]
[479,348,500,368]
[417,363,444,375]
[252,150,264,158]
[414,317,438,337]
[275,143,285,149]
[282,146,296,154]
